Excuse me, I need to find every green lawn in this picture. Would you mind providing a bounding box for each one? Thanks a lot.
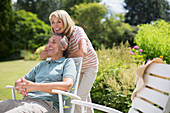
[0,60,104,112]
[0,60,40,100]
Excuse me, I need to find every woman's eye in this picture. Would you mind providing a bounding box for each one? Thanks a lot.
[57,20,62,23]
[51,21,54,24]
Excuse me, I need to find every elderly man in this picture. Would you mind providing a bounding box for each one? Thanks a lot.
[0,34,76,113]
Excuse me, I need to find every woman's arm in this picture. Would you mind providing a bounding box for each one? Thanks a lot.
[69,39,87,58]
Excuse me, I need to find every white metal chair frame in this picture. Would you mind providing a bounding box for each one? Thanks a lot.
[52,57,83,113]
[6,57,83,113]
[71,100,122,113]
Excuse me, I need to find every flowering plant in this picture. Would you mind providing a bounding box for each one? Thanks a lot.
[129,46,146,65]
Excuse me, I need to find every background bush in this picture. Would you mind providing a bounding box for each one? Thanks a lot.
[91,42,138,113]
[134,19,170,63]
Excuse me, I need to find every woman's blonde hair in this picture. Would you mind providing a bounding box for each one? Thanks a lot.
[49,10,75,38]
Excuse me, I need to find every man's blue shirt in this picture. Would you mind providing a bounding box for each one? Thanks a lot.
[24,57,77,110]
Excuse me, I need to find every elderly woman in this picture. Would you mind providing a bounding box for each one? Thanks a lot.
[40,10,98,113]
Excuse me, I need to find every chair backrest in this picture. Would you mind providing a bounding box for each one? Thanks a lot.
[63,57,83,113]
[129,63,170,113]
[69,57,83,95]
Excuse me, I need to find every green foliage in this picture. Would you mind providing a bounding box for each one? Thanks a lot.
[71,3,107,49]
[91,42,138,113]
[20,45,46,60]
[12,10,51,51]
[134,19,170,64]
[71,3,137,49]
[103,15,138,47]
[0,0,14,59]
[33,45,46,60]
[62,0,101,15]
[129,46,146,65]
[14,0,100,24]
[124,0,170,25]
[14,0,63,24]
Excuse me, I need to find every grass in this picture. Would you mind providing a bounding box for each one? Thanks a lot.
[0,60,40,100]
[0,59,105,113]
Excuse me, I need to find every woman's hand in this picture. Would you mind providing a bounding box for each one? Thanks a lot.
[40,45,49,60]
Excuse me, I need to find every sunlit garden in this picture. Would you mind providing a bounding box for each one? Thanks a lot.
[0,0,170,113]
[0,19,169,113]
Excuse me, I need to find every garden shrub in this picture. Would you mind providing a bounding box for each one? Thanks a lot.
[129,46,146,65]
[134,19,170,64]
[33,45,46,60]
[91,42,138,113]
[22,45,46,60]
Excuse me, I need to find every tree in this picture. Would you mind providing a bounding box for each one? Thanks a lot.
[71,3,137,49]
[124,0,170,25]
[14,0,62,24]
[11,10,51,52]
[14,0,101,24]
[0,0,14,59]
[103,15,137,48]
[62,0,101,14]
[71,3,107,49]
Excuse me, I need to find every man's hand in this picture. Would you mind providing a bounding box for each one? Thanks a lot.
[15,77,27,96]
[15,77,35,96]
[21,78,35,92]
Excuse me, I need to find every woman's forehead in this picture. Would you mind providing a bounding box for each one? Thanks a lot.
[51,15,61,20]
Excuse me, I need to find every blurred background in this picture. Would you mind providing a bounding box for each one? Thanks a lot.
[0,0,169,61]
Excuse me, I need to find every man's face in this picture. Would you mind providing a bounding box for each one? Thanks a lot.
[47,35,63,57]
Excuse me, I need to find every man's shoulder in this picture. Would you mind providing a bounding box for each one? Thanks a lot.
[39,61,47,64]
[65,58,74,64]
[35,61,48,68]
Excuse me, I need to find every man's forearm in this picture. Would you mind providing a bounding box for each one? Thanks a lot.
[24,78,74,94]
[32,82,70,94]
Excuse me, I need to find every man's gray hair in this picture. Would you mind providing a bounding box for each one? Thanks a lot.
[61,35,68,47]
[53,33,68,47]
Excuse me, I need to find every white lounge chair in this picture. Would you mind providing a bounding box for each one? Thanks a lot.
[71,63,170,113]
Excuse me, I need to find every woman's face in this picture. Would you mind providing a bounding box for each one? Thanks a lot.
[51,16,65,34]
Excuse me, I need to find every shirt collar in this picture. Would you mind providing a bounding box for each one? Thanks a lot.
[46,57,66,63]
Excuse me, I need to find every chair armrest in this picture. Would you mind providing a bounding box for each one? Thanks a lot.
[52,89,81,113]
[6,85,15,89]
[6,85,16,100]
[52,89,81,100]
[71,100,122,113]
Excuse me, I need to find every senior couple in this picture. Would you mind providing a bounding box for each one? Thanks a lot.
[0,10,98,113]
